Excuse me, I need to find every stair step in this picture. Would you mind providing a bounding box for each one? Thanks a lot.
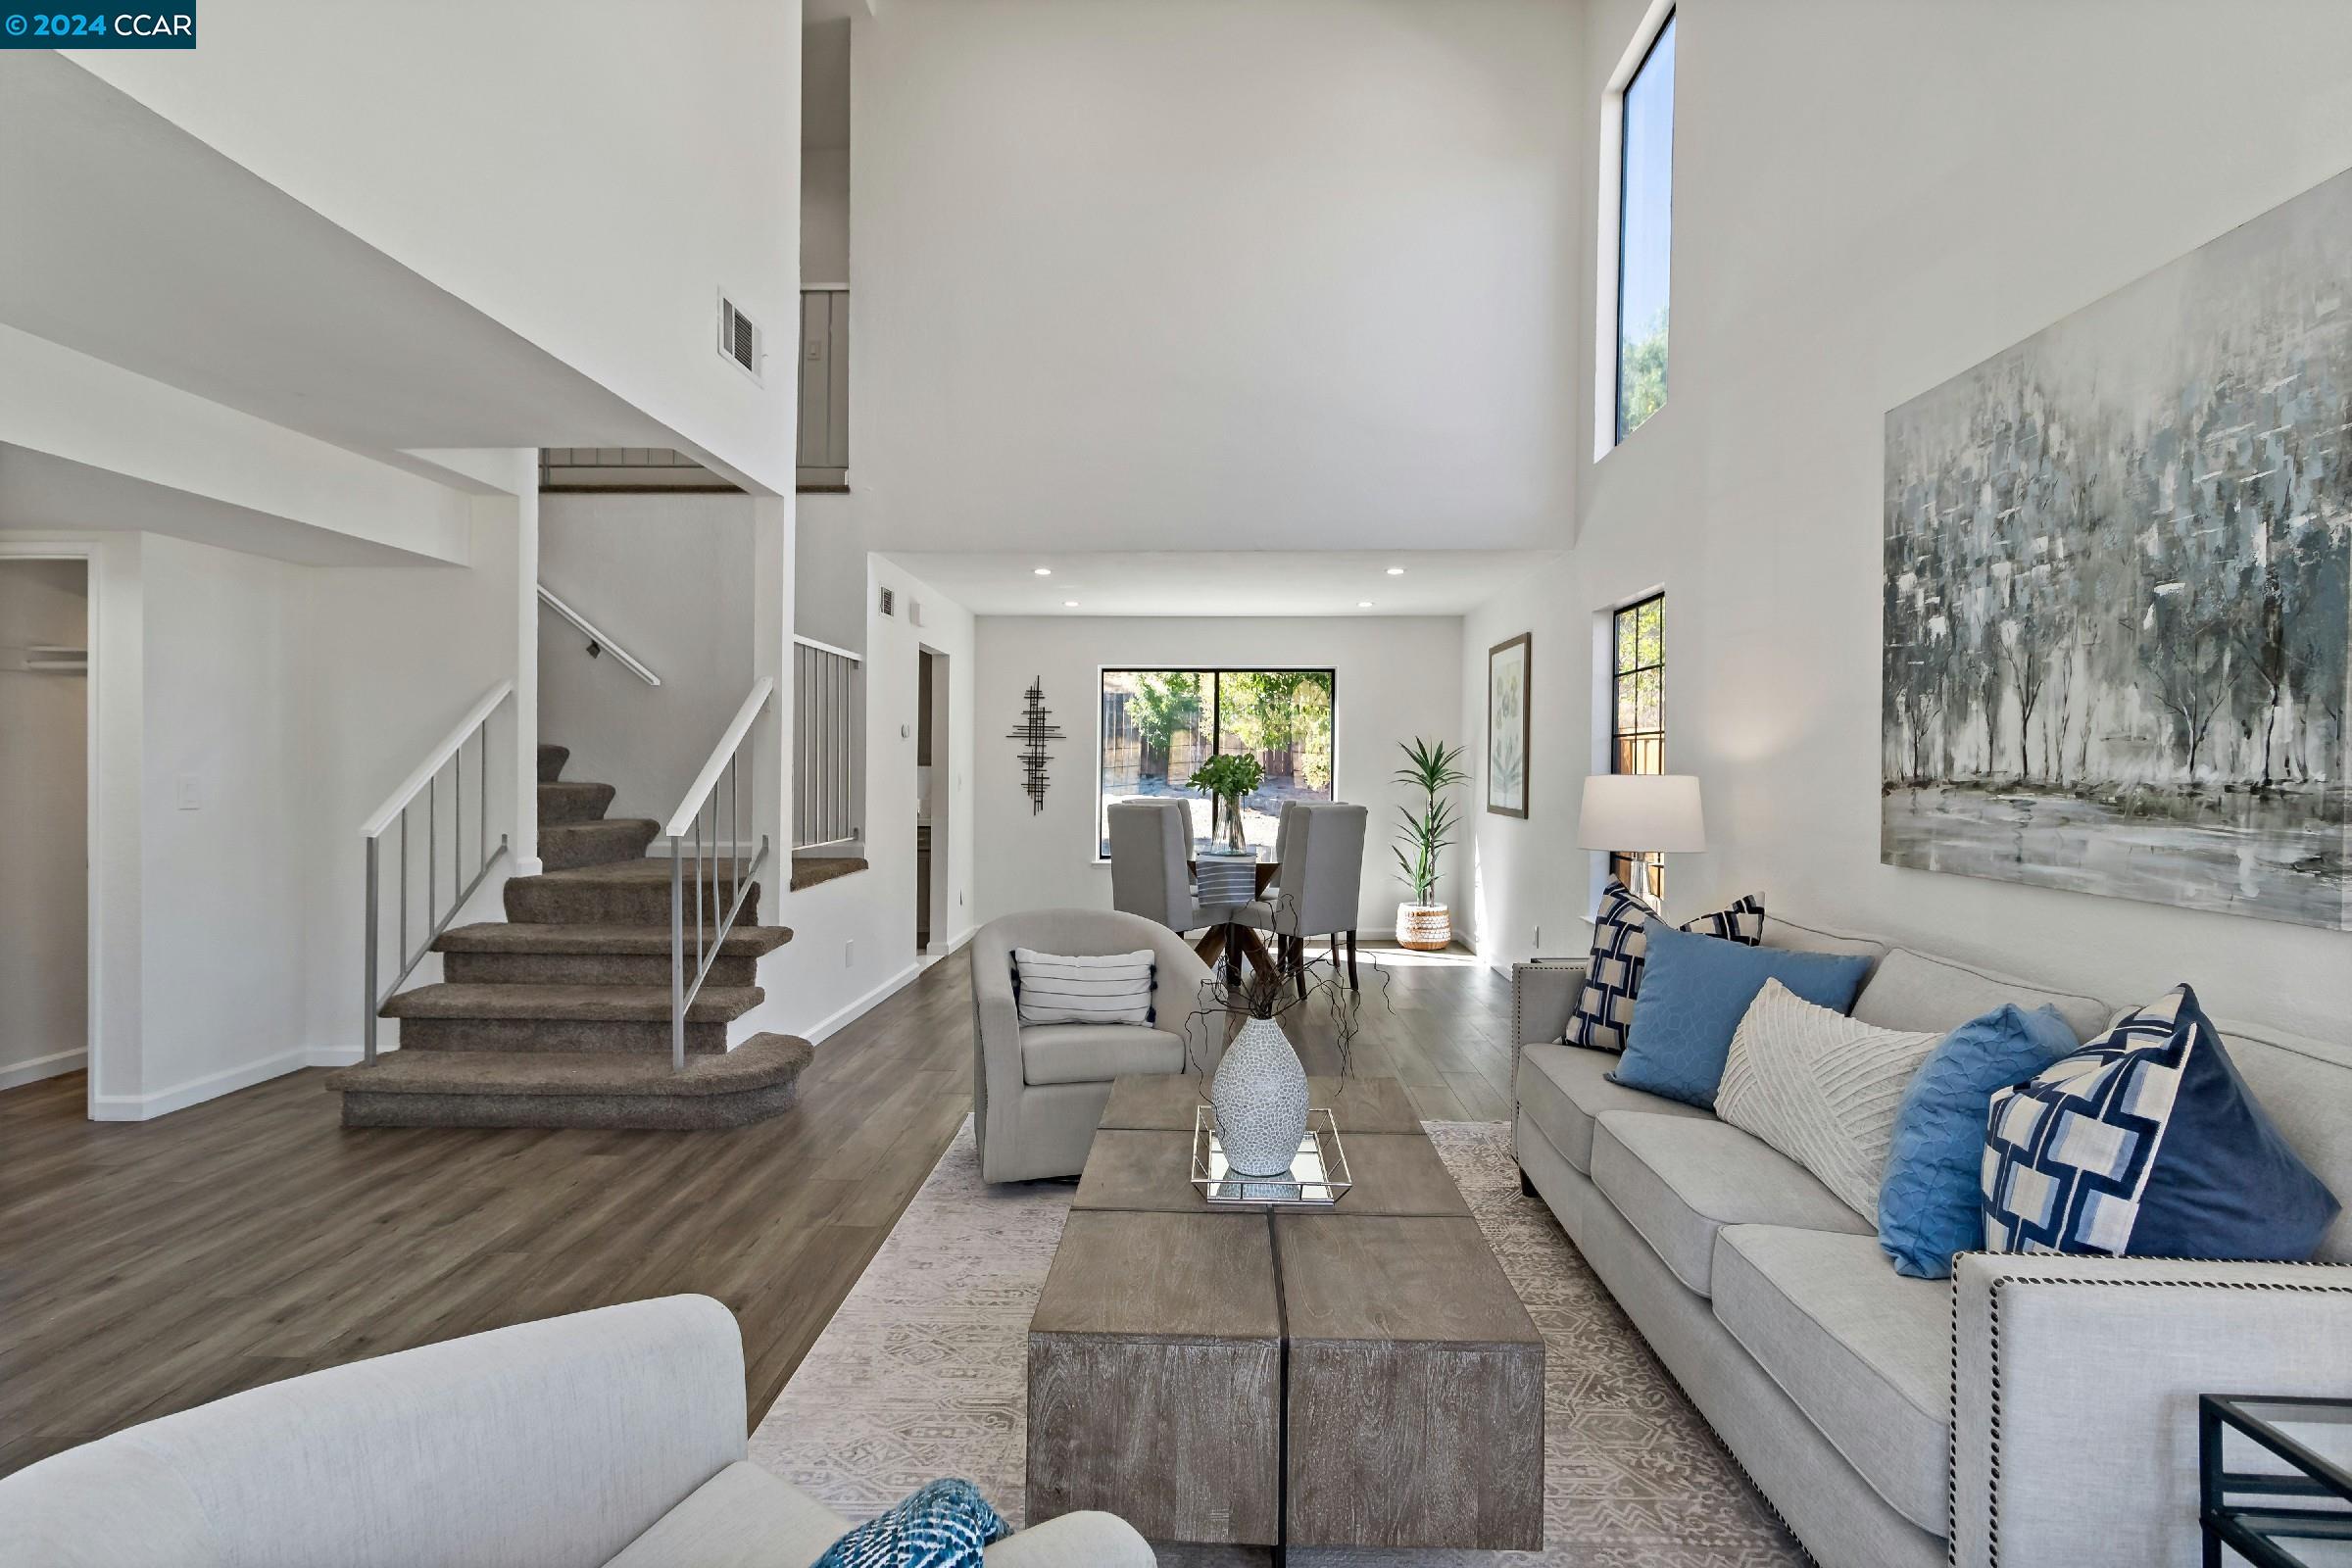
[326,1032,814,1129]
[506,858,760,927]
[442,950,760,988]
[382,982,762,1021]
[434,920,792,988]
[382,982,762,1055]
[539,817,661,871]
[537,743,569,783]
[537,780,616,825]
[436,922,793,956]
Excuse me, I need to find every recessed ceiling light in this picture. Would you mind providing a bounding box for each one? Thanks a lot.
[1357,600,1374,608]
[1033,566,1053,576]
[1063,600,1079,608]
[1386,566,1405,575]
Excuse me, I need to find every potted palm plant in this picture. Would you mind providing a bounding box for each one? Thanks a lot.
[1392,738,1467,951]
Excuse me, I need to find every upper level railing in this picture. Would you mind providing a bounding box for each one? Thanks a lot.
[794,635,863,850]
[538,584,662,687]
[362,681,514,1062]
[668,677,774,1070]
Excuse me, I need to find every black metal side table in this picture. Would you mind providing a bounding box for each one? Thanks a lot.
[2199,1395,2352,1567]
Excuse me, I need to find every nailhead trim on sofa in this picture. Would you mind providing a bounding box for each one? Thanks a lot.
[1948,1255,2352,1568]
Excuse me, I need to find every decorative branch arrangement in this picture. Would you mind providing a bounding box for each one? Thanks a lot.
[1005,678,1063,814]
[1179,901,1392,1080]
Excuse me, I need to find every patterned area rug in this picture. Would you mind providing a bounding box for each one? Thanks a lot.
[750,1119,1802,1566]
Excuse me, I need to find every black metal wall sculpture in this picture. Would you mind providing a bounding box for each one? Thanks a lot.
[1005,678,1062,814]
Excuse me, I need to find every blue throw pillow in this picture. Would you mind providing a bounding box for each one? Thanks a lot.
[1984,985,2340,1259]
[1876,1004,2079,1278]
[813,1479,1010,1568]
[1608,920,1874,1108]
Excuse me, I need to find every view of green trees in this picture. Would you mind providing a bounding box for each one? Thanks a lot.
[1619,309,1668,437]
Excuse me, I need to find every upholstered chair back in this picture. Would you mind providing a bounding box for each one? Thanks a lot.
[1274,802,1366,938]
[1107,799,1192,930]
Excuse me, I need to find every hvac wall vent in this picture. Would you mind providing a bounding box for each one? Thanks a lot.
[878,586,896,616]
[716,290,763,383]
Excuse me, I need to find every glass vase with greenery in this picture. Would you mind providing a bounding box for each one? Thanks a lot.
[1188,752,1265,854]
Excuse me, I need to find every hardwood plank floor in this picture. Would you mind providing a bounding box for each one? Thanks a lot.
[0,940,1513,1477]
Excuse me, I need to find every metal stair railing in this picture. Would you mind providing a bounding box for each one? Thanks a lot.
[361,681,514,1062]
[665,676,775,1070]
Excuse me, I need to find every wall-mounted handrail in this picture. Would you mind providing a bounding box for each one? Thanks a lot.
[668,676,775,1070]
[362,680,514,1061]
[538,583,662,687]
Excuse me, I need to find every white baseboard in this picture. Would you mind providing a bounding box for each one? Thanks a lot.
[88,1047,316,1121]
[0,1047,86,1092]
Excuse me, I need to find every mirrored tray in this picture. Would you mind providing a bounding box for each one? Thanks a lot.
[1191,1106,1352,1205]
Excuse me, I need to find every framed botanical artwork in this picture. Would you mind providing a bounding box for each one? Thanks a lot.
[1486,633,1531,817]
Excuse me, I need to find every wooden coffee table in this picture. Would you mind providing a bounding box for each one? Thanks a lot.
[1027,1073,1544,1556]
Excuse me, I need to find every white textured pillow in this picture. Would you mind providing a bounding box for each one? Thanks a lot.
[1012,949,1156,1026]
[1715,978,1940,1219]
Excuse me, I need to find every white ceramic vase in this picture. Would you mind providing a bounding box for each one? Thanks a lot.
[1210,1015,1310,1177]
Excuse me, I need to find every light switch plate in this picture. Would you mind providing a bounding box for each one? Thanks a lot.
[175,774,201,810]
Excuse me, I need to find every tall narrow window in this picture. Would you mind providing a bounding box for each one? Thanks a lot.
[1609,594,1666,897]
[1614,12,1675,443]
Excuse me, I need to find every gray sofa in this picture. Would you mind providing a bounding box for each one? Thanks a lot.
[973,908,1214,1183]
[0,1296,1152,1568]
[1511,916,2352,1568]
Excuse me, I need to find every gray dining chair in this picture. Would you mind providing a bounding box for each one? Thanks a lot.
[1107,798,1218,934]
[1242,801,1367,991]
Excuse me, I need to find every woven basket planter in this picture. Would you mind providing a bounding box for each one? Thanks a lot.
[1396,903,1452,952]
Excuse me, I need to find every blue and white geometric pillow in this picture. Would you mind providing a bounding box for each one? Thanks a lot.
[1982,984,2339,1259]
[813,1479,1010,1568]
[1564,882,1766,1052]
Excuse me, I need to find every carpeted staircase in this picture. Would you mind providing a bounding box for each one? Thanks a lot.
[326,743,811,1130]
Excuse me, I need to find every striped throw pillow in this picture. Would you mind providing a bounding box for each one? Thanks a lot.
[1011,949,1156,1026]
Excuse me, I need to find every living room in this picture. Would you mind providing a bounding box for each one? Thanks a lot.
[3,3,2349,1567]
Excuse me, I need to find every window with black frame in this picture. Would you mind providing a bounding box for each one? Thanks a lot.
[1098,669,1335,857]
[1613,10,1675,445]
[1609,594,1666,897]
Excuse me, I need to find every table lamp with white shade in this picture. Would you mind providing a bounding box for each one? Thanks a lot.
[1578,773,1705,911]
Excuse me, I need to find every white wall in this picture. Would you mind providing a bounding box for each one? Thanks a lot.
[122,534,306,1112]
[296,499,529,1066]
[794,491,868,655]
[971,615,1467,933]
[1462,0,2352,1038]
[0,559,89,1088]
[755,555,978,1043]
[538,492,759,825]
[849,0,1582,555]
[72,5,802,494]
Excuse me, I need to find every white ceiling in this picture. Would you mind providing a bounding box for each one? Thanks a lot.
[0,445,431,565]
[0,56,722,486]
[886,550,1558,617]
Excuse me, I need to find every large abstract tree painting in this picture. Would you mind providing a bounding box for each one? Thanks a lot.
[1883,168,2352,930]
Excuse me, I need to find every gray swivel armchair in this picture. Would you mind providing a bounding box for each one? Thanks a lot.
[1242,802,1367,991]
[971,907,1215,1183]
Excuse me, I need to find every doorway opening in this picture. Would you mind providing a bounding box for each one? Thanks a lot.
[0,557,91,1101]
[915,646,950,954]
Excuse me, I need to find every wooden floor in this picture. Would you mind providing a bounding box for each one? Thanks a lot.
[0,940,1514,1478]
